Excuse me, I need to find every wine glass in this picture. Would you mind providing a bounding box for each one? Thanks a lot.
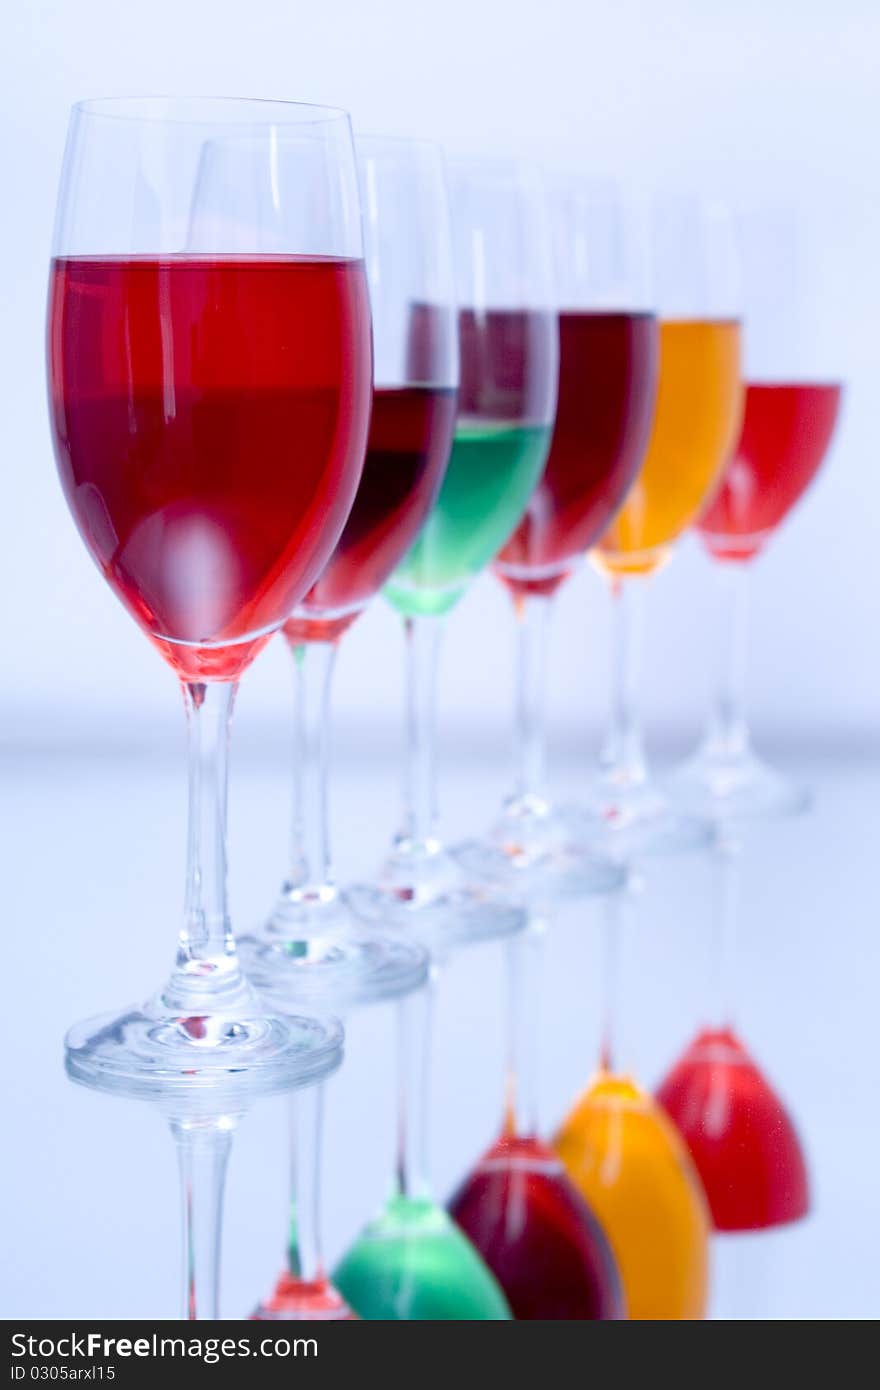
[48,96,368,1312]
[240,137,457,1006]
[553,889,711,1319]
[656,838,810,1231]
[671,204,843,818]
[577,193,745,858]
[448,920,625,1318]
[457,175,656,899]
[349,157,558,946]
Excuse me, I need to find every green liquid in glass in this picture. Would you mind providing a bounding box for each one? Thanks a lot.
[333,1194,512,1320]
[384,420,552,617]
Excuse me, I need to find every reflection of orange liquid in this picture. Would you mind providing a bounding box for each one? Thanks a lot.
[554,1070,710,1320]
[594,320,743,576]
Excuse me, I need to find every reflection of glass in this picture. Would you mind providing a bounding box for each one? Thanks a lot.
[577,196,744,858]
[657,842,809,1231]
[68,1030,342,1319]
[554,894,711,1319]
[253,1085,358,1320]
[449,925,625,1318]
[49,97,371,1095]
[457,178,655,900]
[670,203,843,820]
[350,159,555,945]
[334,982,512,1319]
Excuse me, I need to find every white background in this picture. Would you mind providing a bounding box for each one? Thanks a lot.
[1,0,878,1323]
[1,0,878,759]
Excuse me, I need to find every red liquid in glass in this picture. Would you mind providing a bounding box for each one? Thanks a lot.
[495,312,658,597]
[283,385,456,644]
[698,382,841,561]
[48,256,371,680]
[657,1026,810,1232]
[457,307,558,423]
[448,1133,625,1319]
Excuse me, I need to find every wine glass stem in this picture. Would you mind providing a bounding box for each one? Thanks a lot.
[504,919,545,1138]
[170,1115,236,1320]
[711,834,741,1028]
[513,594,552,803]
[164,680,244,1013]
[601,577,647,787]
[285,640,337,893]
[401,615,443,847]
[599,894,629,1073]
[395,975,434,1199]
[287,1085,325,1283]
[707,561,751,756]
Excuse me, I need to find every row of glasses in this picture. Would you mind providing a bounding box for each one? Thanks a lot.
[49,92,834,1317]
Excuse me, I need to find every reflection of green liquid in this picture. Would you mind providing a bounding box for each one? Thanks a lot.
[333,1195,511,1320]
[384,420,551,617]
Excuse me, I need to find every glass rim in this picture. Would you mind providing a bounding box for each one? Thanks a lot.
[70,95,352,129]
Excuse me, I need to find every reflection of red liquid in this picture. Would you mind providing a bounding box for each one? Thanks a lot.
[698,382,841,561]
[284,386,456,644]
[495,312,658,597]
[657,1027,809,1232]
[48,256,371,680]
[252,1273,357,1320]
[448,1133,624,1319]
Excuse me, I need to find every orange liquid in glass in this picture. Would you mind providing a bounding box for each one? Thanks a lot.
[594,319,743,577]
[554,1070,711,1320]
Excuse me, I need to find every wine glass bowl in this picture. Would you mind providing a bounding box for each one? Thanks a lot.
[333,1194,512,1320]
[657,1026,810,1231]
[554,1069,711,1320]
[449,1131,625,1319]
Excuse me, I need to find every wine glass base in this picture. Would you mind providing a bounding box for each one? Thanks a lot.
[65,990,343,1104]
[669,745,810,822]
[453,799,627,902]
[239,890,429,1014]
[346,883,525,956]
[347,839,526,956]
[562,784,715,861]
